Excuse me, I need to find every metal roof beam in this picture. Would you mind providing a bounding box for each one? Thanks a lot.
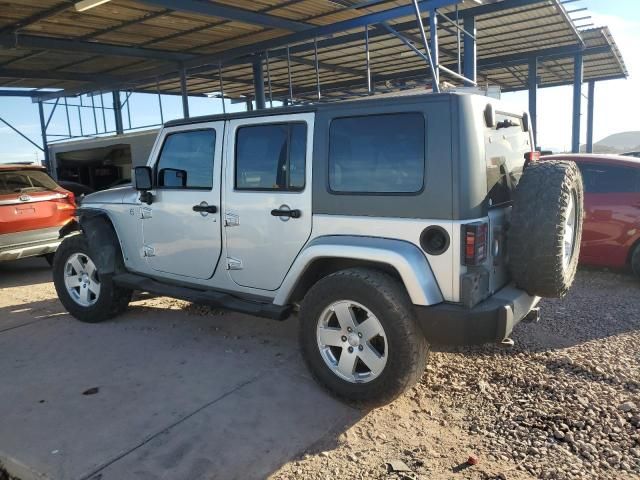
[135,0,311,32]
[457,0,553,17]
[0,68,122,83]
[33,0,461,99]
[0,1,77,35]
[477,43,612,69]
[0,33,194,62]
[269,53,364,77]
[0,89,56,97]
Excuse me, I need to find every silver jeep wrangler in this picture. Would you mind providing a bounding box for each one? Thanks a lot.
[53,92,584,405]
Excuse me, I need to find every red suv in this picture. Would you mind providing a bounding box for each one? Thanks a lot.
[543,154,640,277]
[0,164,77,264]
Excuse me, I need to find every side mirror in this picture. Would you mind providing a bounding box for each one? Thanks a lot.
[134,166,153,191]
[159,168,188,188]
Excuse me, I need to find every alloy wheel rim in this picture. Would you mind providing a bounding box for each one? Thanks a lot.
[316,300,388,384]
[563,191,578,269]
[64,253,101,307]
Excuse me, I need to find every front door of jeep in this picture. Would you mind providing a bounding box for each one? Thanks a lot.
[224,113,313,291]
[142,123,223,280]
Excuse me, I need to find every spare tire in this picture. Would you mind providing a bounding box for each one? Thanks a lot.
[508,160,583,298]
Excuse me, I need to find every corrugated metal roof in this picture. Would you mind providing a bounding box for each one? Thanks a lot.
[0,0,628,99]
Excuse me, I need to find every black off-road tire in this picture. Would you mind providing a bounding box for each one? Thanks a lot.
[299,268,429,406]
[508,161,584,298]
[53,234,132,323]
[631,244,640,279]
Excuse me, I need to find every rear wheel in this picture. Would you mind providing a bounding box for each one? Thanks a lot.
[299,268,428,406]
[53,234,131,323]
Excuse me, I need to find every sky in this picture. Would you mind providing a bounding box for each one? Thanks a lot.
[0,0,638,163]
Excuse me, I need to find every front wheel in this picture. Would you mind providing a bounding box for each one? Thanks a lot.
[299,268,428,406]
[53,234,132,323]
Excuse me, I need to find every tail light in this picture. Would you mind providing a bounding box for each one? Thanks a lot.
[462,222,488,266]
[524,150,541,164]
[52,191,76,209]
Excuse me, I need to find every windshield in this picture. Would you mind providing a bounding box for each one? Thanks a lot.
[0,170,60,195]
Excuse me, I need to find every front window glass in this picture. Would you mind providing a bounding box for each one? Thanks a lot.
[156,130,215,189]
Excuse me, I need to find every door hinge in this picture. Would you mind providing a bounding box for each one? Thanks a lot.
[226,257,243,270]
[143,245,156,257]
[224,213,239,227]
[140,207,153,219]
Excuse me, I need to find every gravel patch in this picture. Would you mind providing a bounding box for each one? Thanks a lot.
[272,269,640,480]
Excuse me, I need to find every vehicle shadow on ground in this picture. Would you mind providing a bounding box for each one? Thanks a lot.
[0,295,365,480]
[0,257,53,289]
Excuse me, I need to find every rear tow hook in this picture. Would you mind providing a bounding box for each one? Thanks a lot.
[499,338,515,349]
[522,307,541,324]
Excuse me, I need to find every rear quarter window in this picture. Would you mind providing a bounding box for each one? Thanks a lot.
[328,112,425,194]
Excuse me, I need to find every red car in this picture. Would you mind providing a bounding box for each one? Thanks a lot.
[543,154,640,277]
[0,164,77,264]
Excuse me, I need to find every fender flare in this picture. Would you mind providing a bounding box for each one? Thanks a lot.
[77,208,123,275]
[274,235,443,306]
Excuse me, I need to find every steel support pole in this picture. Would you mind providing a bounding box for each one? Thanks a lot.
[38,100,49,165]
[156,80,164,124]
[463,15,476,86]
[265,51,274,108]
[90,95,98,134]
[286,45,294,104]
[586,80,595,153]
[64,97,72,137]
[252,59,266,110]
[364,24,372,94]
[314,38,321,101]
[218,64,226,114]
[180,67,190,118]
[528,57,538,146]
[410,0,439,93]
[112,90,124,135]
[571,53,583,153]
[429,10,439,89]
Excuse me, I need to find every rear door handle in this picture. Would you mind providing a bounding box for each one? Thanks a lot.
[193,204,218,213]
[271,208,301,218]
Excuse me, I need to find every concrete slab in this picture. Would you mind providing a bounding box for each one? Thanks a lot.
[0,259,361,480]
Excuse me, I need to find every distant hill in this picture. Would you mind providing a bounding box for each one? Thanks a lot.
[579,131,640,154]
[595,131,640,152]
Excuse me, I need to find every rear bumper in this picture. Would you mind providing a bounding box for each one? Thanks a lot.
[415,284,540,346]
[0,227,62,261]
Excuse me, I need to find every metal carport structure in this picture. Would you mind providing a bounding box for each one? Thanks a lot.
[0,0,628,159]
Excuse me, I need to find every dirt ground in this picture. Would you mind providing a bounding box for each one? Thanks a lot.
[271,269,640,480]
[1,259,639,480]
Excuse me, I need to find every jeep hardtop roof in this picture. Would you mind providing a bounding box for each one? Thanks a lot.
[164,91,470,128]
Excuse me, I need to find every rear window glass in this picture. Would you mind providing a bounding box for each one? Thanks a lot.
[328,113,425,194]
[578,163,640,193]
[235,122,307,191]
[0,170,58,195]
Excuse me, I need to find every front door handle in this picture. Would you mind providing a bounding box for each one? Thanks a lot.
[271,208,301,219]
[193,204,218,213]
